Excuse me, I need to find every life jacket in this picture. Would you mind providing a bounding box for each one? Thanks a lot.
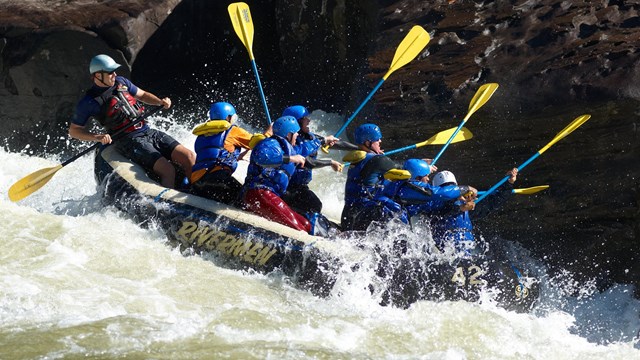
[290,131,322,186]
[387,181,467,217]
[244,136,297,196]
[91,79,145,134]
[191,122,240,183]
[431,202,474,245]
[344,153,383,205]
[342,152,409,230]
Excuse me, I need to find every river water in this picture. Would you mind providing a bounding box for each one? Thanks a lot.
[0,112,638,359]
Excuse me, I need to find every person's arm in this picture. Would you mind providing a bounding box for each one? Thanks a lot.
[68,98,112,144]
[360,155,397,180]
[303,157,331,169]
[68,123,112,144]
[135,88,171,109]
[314,133,358,151]
[226,126,253,150]
[283,154,306,166]
[303,157,342,171]
[474,168,517,218]
[332,139,359,151]
[393,181,433,205]
[253,139,306,168]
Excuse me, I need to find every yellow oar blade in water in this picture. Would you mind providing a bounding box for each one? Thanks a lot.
[8,165,63,202]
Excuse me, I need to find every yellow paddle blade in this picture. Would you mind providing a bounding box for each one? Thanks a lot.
[539,114,591,154]
[382,26,431,80]
[228,2,255,59]
[342,150,367,164]
[463,83,499,122]
[513,185,549,195]
[415,126,473,148]
[8,164,63,202]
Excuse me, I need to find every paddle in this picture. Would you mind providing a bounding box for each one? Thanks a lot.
[8,106,163,202]
[477,185,549,196]
[323,25,431,153]
[476,114,591,203]
[228,2,272,126]
[384,126,473,156]
[341,126,472,168]
[430,83,499,167]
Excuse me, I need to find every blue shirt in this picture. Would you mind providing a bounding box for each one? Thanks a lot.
[71,77,146,133]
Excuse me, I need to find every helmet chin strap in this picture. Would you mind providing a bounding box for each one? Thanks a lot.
[364,140,382,154]
[94,73,110,87]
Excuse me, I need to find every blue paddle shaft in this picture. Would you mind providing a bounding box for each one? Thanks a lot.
[476,152,540,203]
[385,144,417,156]
[431,125,464,167]
[250,60,272,125]
[334,78,385,138]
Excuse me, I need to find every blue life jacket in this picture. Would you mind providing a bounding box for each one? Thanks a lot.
[193,125,240,173]
[431,203,473,242]
[244,135,297,196]
[428,182,513,246]
[342,153,409,228]
[344,153,387,205]
[290,132,322,186]
[390,182,464,217]
[426,185,475,249]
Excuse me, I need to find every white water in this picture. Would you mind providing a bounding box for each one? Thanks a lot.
[0,113,638,359]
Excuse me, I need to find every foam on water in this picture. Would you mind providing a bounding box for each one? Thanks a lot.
[0,114,639,358]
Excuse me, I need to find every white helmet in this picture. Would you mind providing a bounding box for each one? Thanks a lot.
[432,170,457,187]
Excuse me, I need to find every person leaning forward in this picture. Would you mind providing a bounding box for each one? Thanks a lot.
[190,101,271,204]
[68,54,195,188]
[279,105,345,215]
[341,123,409,231]
[241,116,311,233]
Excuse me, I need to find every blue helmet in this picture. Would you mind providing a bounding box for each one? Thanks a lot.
[403,159,431,179]
[272,116,301,138]
[209,102,236,120]
[354,123,382,145]
[282,105,310,121]
[89,54,121,74]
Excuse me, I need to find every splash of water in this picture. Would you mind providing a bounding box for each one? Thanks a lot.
[1,112,639,358]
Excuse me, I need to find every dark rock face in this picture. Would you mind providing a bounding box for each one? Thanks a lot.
[0,0,180,154]
[364,0,640,295]
[1,0,639,295]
